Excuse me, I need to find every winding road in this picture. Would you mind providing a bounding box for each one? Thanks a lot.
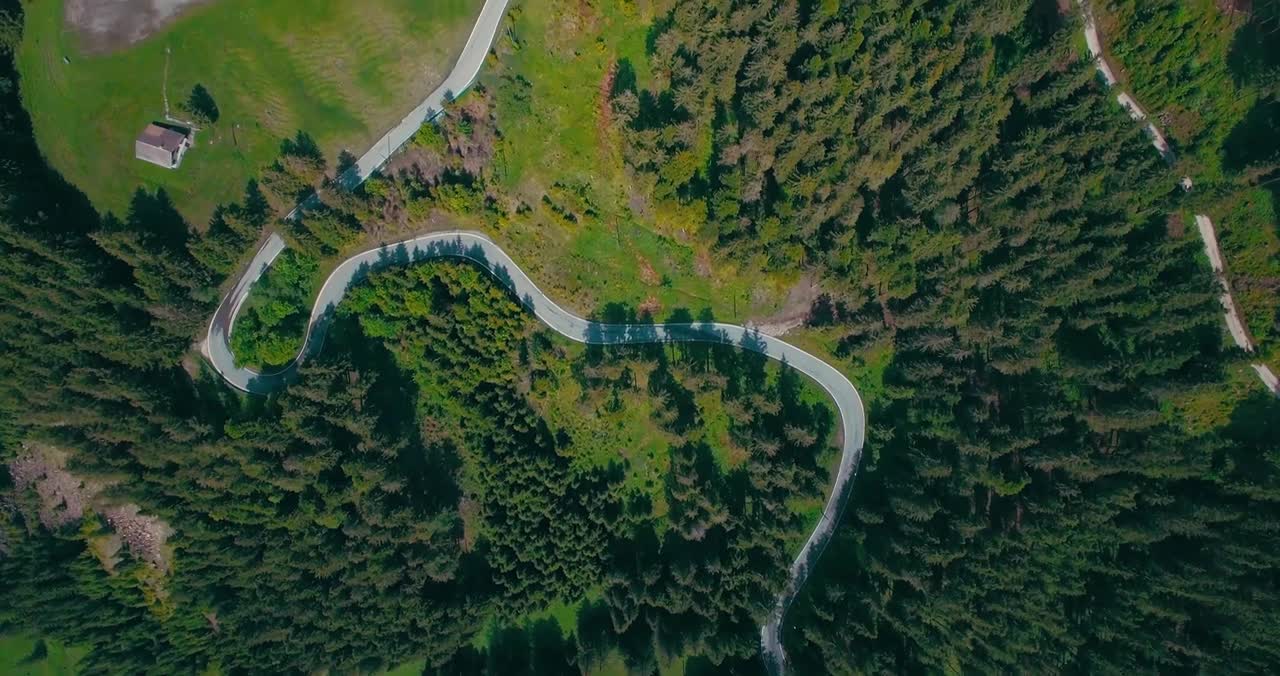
[340,0,513,188]
[203,231,866,673]
[196,1,1274,672]
[203,0,865,669]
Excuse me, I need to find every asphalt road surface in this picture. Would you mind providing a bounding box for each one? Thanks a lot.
[339,0,513,188]
[203,0,867,668]
[203,232,866,673]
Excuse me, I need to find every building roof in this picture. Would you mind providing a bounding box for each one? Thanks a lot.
[137,123,188,152]
[135,123,189,168]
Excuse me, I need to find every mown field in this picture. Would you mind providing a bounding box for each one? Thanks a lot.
[0,635,83,676]
[17,0,482,225]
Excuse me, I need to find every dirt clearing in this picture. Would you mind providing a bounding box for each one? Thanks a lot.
[64,0,215,54]
[750,274,822,337]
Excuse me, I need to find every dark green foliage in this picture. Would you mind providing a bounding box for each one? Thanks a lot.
[187,181,271,274]
[0,30,832,666]
[617,0,1031,270]
[1,0,1278,672]
[1105,0,1258,179]
[180,84,219,125]
[343,261,833,645]
[430,620,578,675]
[260,132,326,210]
[604,0,1280,672]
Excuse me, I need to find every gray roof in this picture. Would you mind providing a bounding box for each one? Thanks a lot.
[137,123,187,151]
[135,124,187,167]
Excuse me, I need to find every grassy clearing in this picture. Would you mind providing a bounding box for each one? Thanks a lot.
[480,0,798,322]
[522,322,839,527]
[380,659,425,676]
[1211,188,1280,350]
[17,0,482,225]
[0,634,84,676]
[1095,0,1254,182]
[529,342,677,518]
[1166,359,1267,434]
[227,0,840,374]
[465,592,594,661]
[784,327,894,409]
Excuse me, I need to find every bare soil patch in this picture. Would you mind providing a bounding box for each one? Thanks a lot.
[65,0,215,54]
[750,274,822,337]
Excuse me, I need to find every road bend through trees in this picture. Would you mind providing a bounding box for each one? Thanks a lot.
[203,230,867,672]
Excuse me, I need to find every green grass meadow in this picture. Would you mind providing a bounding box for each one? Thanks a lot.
[0,634,83,676]
[17,0,482,225]
[479,0,800,324]
[1212,189,1280,353]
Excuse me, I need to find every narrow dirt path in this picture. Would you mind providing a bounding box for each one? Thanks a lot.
[1078,0,1279,396]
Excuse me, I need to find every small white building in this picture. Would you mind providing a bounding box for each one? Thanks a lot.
[135,123,192,169]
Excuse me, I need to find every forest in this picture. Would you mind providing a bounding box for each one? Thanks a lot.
[1099,0,1280,374]
[2,0,1280,674]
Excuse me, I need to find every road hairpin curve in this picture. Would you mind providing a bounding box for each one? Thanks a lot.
[203,230,866,673]
[202,0,865,668]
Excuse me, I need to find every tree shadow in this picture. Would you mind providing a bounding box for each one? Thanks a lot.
[1220,388,1280,479]
[336,149,358,177]
[184,83,220,124]
[613,57,637,97]
[1222,100,1280,174]
[330,311,460,511]
[644,13,673,57]
[1226,5,1280,90]
[687,654,767,676]
[281,130,323,160]
[435,605,578,674]
[123,187,193,253]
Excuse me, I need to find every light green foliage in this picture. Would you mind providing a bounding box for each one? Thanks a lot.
[473,0,795,323]
[412,123,448,153]
[1103,0,1254,180]
[1211,188,1280,346]
[343,260,834,663]
[0,635,83,676]
[433,182,486,214]
[229,249,318,367]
